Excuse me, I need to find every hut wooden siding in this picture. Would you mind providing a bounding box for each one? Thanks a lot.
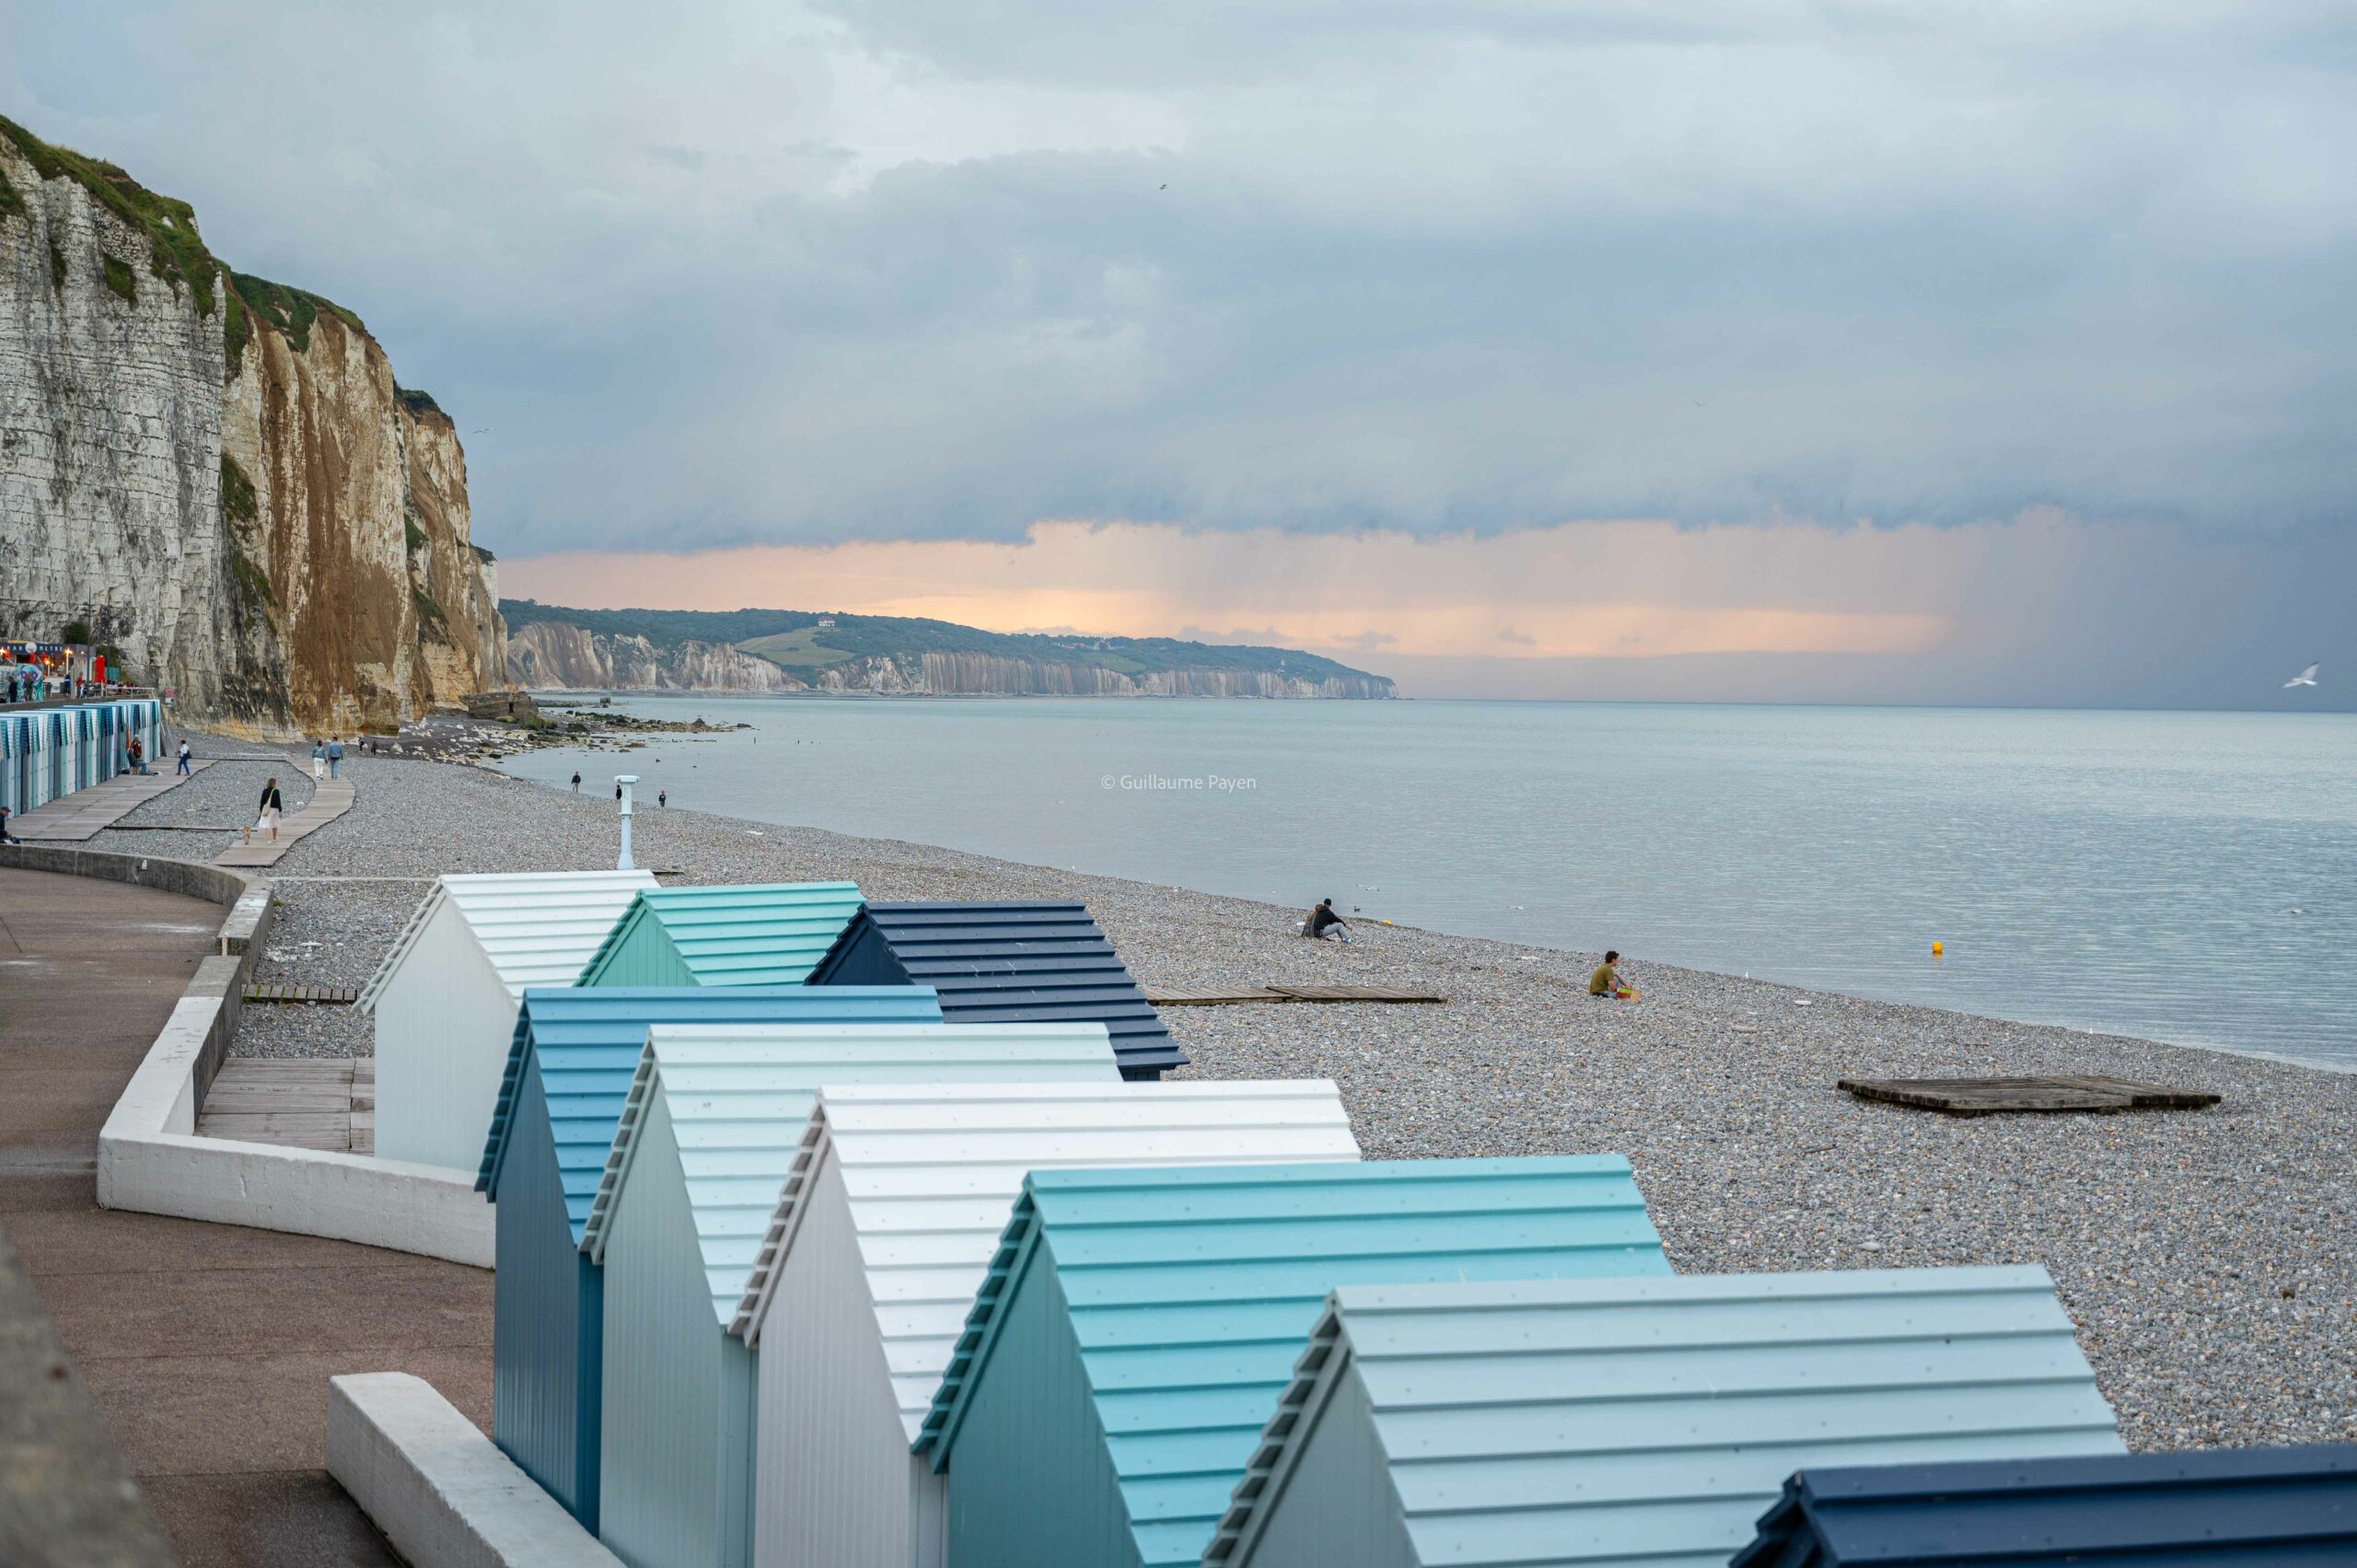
[0,697,161,813]
[1207,1270,2126,1568]
[914,1157,1672,1568]
[732,1081,1362,1568]
[807,901,1185,1079]
[361,870,656,1171]
[1730,1445,2357,1567]
[584,1023,1121,1568]
[577,882,865,989]
[476,986,944,1531]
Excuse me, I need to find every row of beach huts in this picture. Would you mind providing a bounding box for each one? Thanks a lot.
[0,695,162,815]
[352,868,2355,1568]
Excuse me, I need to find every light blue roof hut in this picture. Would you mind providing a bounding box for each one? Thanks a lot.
[1203,1269,2124,1568]
[576,882,866,988]
[583,1021,1122,1568]
[474,985,945,1530]
[914,1156,1671,1568]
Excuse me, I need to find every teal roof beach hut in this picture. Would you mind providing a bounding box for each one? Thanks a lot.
[577,882,865,988]
[584,1021,1122,1568]
[914,1156,1670,1568]
[1204,1269,2124,1568]
[474,985,944,1530]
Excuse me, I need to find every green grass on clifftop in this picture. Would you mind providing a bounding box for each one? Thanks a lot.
[0,113,222,316]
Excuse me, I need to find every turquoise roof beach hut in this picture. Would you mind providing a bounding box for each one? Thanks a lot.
[584,1021,1122,1568]
[914,1156,1671,1568]
[576,882,866,989]
[1204,1269,2125,1568]
[474,985,944,1530]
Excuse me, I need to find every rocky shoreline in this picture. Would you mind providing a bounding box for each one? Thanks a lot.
[102,728,2357,1457]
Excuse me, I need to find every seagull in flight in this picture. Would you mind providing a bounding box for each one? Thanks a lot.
[2283,662,2319,689]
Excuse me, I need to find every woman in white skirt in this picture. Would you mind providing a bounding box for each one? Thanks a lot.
[256,776,284,842]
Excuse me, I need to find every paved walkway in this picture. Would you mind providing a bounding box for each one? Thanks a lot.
[215,774,355,868]
[0,866,490,1567]
[8,761,215,841]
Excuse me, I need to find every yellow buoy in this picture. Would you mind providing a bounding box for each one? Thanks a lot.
[1932,940,1944,957]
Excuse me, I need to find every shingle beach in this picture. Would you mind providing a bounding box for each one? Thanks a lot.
[111,736,2357,1456]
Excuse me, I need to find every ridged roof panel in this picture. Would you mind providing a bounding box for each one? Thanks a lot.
[357,869,657,1008]
[919,1156,1671,1568]
[1730,1444,2357,1567]
[473,984,945,1231]
[730,1079,1364,1437]
[576,881,865,987]
[582,1023,1122,1325]
[810,901,1184,1075]
[1210,1269,2126,1568]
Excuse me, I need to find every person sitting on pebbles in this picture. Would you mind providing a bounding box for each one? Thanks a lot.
[1588,949,1637,1000]
[1302,897,1352,943]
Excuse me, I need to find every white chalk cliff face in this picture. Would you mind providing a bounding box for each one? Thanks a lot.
[0,119,501,736]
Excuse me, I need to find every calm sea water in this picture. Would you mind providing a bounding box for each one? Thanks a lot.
[496,696,2357,1071]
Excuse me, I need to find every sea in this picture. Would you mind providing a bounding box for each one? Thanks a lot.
[493,696,2357,1073]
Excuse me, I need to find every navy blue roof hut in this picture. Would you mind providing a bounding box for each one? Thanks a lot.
[1731,1444,2357,1566]
[803,900,1185,1079]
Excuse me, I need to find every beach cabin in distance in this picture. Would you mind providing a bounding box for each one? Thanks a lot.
[807,900,1186,1079]
[475,985,945,1531]
[585,1021,1122,1568]
[361,869,656,1171]
[1204,1269,2125,1568]
[913,1156,1672,1568]
[576,881,865,988]
[730,1079,1364,1568]
[1730,1445,2357,1567]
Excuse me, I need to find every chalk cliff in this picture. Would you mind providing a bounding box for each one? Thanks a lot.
[0,117,501,735]
[506,621,795,692]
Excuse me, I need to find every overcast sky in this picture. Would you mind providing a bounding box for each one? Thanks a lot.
[7,2,2352,704]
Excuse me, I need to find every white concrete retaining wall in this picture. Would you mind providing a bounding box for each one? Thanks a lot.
[329,1374,624,1568]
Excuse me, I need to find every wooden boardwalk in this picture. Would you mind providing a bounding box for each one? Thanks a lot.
[240,983,361,1005]
[1838,1074,2221,1117]
[1145,983,1446,1006]
[7,761,214,841]
[193,1060,374,1153]
[214,774,355,868]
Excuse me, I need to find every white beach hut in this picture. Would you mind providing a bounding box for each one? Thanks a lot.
[585,1022,1123,1568]
[729,1079,1361,1568]
[361,869,657,1171]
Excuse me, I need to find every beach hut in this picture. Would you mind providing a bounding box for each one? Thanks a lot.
[732,1079,1364,1568]
[576,882,865,988]
[475,985,946,1530]
[807,901,1185,1079]
[913,1156,1671,1568]
[585,1021,1123,1568]
[1202,1268,2125,1568]
[1729,1445,2357,1567]
[361,869,658,1171]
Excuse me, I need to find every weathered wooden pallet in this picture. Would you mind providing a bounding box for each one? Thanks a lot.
[195,1059,371,1151]
[1144,987,1291,1005]
[1838,1074,2221,1117]
[1144,983,1448,1005]
[240,983,361,1005]
[1265,984,1447,1004]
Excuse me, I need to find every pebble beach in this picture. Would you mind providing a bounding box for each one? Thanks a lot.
[103,732,2357,1456]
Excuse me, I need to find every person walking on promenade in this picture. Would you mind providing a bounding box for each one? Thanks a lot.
[328,737,344,778]
[176,739,192,775]
[257,776,284,843]
[310,739,327,781]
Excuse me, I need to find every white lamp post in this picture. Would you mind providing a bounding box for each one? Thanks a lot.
[615,773,638,870]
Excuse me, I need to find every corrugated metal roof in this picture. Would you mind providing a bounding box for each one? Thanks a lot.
[582,1023,1123,1324]
[357,870,657,1009]
[729,1080,1365,1431]
[1208,1269,2126,1568]
[474,985,945,1232]
[576,881,865,987]
[1729,1444,2357,1566]
[809,901,1185,1076]
[918,1156,1671,1568]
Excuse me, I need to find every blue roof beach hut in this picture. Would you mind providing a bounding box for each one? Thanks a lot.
[474,985,944,1529]
[576,882,866,988]
[807,900,1185,1079]
[1205,1269,2124,1568]
[914,1156,1671,1568]
[1731,1444,2357,1567]
[584,1021,1122,1568]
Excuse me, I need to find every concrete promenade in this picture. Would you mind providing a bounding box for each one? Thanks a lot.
[0,866,492,1567]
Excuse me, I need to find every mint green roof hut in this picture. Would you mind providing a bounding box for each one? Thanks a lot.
[577,882,865,989]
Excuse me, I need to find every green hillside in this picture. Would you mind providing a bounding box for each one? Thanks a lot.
[500,599,1390,688]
